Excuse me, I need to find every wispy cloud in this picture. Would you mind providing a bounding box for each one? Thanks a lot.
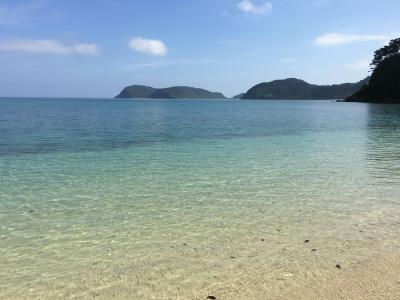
[314,33,389,46]
[129,37,167,56]
[312,0,331,7]
[345,59,370,71]
[237,0,272,16]
[281,58,298,64]
[124,59,231,70]
[281,58,309,68]
[0,39,100,55]
[0,0,45,26]
[313,0,361,7]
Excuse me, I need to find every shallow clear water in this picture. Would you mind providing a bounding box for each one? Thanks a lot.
[1,98,400,299]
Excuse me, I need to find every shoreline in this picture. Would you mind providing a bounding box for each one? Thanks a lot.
[3,235,400,300]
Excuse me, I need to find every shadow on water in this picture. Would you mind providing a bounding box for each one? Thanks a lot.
[365,103,400,182]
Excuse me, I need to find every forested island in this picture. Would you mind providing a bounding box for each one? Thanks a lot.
[115,85,226,99]
[240,78,368,100]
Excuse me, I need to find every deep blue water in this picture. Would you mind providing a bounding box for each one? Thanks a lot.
[2,97,399,156]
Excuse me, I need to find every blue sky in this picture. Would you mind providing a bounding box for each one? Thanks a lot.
[0,0,399,98]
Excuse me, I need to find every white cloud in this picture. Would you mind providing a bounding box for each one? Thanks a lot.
[314,33,389,46]
[237,0,272,16]
[0,39,100,55]
[70,43,99,55]
[345,60,370,71]
[129,37,167,56]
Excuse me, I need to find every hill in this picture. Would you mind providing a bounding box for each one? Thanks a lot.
[149,86,226,99]
[115,85,155,98]
[346,55,400,103]
[232,93,245,99]
[115,85,226,99]
[241,78,369,100]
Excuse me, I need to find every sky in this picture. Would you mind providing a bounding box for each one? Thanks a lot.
[0,0,399,98]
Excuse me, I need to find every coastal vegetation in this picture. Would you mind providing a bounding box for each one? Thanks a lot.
[232,93,245,99]
[346,38,400,103]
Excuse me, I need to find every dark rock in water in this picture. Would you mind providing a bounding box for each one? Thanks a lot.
[230,256,235,259]
[207,296,217,300]
[182,243,187,246]
[28,209,34,213]
[336,264,341,269]
[311,249,317,252]
[261,238,265,241]
[304,240,310,243]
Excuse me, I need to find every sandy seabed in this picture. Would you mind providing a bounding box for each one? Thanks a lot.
[4,241,400,300]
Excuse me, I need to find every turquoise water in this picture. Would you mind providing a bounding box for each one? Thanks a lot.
[1,98,400,299]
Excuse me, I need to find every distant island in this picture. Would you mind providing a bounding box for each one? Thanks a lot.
[115,85,226,99]
[240,78,369,100]
[232,93,245,99]
[346,38,400,103]
[116,79,368,101]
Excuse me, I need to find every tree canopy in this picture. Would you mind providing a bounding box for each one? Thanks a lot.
[371,38,400,70]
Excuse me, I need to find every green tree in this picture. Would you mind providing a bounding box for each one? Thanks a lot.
[371,37,400,70]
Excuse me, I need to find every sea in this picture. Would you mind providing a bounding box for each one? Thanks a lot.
[1,98,400,299]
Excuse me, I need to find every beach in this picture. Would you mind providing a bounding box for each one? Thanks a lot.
[3,211,400,299]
